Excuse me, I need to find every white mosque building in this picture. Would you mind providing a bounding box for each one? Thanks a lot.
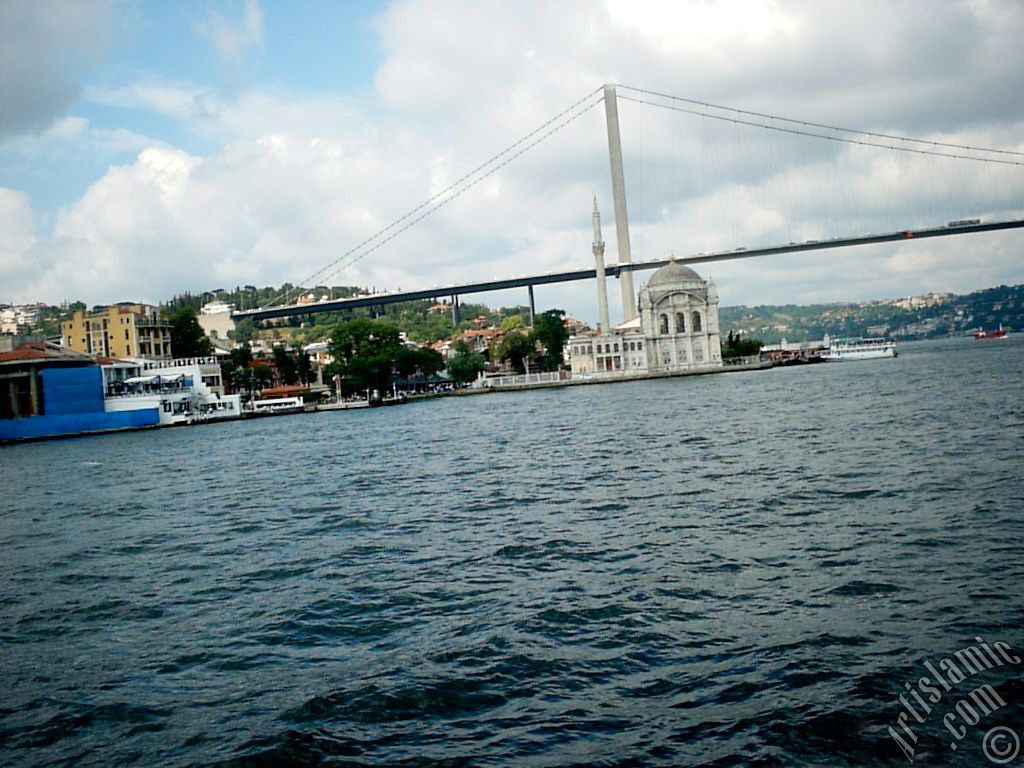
[568,200,723,374]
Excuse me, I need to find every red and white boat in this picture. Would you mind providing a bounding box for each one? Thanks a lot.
[974,326,1007,340]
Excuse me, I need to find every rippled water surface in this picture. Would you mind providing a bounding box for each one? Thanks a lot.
[2,337,1023,767]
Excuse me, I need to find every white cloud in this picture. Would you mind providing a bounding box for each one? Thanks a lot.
[1,113,166,161]
[86,81,218,122]
[85,82,365,142]
[196,0,265,65]
[0,189,38,295]
[605,0,799,53]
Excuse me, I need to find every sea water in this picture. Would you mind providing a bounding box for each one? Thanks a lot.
[2,337,1022,766]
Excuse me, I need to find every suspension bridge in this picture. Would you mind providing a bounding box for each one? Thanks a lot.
[234,84,1024,324]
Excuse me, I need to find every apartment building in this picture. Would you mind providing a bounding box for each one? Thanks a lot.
[62,303,173,361]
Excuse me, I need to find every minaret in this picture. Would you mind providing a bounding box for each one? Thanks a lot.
[592,195,611,334]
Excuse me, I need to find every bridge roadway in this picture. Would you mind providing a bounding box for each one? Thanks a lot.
[235,219,1024,322]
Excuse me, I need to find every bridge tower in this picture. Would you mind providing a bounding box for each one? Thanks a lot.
[604,84,637,321]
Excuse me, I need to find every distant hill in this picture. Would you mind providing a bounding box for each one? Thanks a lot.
[720,284,1024,344]
[17,282,1022,349]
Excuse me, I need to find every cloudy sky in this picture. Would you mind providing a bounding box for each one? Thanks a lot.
[2,0,1023,322]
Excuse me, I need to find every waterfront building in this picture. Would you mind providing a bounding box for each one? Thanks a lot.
[62,303,173,361]
[101,356,241,426]
[0,342,159,441]
[568,204,722,375]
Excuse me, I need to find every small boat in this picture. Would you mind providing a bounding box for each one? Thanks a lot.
[974,326,1007,340]
[822,337,897,362]
[317,399,370,411]
[247,396,306,416]
[367,389,408,407]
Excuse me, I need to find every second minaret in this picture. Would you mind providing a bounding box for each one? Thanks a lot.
[593,196,611,333]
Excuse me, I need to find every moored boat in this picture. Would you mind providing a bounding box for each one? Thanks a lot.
[822,337,897,362]
[974,326,1007,340]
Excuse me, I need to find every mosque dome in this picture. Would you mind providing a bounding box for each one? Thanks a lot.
[647,261,704,287]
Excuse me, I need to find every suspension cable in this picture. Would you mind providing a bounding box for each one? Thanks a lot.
[300,96,604,295]
[618,83,1024,158]
[616,94,1024,167]
[267,87,604,307]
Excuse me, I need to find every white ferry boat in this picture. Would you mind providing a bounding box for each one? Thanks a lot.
[822,337,897,362]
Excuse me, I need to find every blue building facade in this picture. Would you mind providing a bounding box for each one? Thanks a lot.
[1,365,159,443]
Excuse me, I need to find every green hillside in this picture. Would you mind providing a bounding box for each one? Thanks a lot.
[720,284,1023,344]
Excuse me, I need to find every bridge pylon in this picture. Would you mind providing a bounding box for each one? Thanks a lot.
[604,84,637,321]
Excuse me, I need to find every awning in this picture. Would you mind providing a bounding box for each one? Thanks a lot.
[123,373,185,384]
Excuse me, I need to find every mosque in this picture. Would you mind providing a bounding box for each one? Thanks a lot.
[567,200,723,374]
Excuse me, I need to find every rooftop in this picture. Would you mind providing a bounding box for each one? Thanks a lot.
[0,342,95,367]
[647,260,704,287]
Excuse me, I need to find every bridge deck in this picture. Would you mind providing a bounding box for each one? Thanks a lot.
[235,219,1024,321]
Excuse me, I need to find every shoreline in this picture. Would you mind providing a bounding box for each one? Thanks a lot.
[0,357,817,446]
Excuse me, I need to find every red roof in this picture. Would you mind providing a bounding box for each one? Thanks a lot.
[0,342,95,365]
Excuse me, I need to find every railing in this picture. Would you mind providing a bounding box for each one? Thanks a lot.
[104,385,194,400]
[135,317,172,328]
[139,356,221,370]
[723,355,762,366]
[486,362,743,388]
[479,370,570,388]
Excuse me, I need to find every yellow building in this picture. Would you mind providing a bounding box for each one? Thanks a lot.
[62,303,173,361]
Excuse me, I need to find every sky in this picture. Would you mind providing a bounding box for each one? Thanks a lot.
[2,0,1023,323]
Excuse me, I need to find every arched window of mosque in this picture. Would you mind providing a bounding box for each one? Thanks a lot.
[675,312,686,333]
[692,311,702,332]
[659,314,669,334]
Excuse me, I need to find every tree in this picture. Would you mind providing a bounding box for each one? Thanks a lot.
[530,309,570,371]
[446,340,487,384]
[416,347,444,377]
[231,317,257,344]
[168,306,212,358]
[499,314,526,332]
[396,346,444,379]
[272,345,299,385]
[496,331,535,373]
[326,318,404,394]
[722,330,763,359]
[295,347,314,385]
[251,364,275,392]
[221,344,253,395]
